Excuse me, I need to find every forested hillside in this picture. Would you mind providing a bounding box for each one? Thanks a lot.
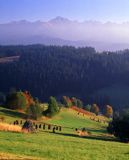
[0,45,129,109]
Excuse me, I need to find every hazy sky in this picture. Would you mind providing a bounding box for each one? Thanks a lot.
[0,0,129,23]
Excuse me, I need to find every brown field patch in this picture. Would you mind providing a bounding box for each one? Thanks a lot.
[0,122,22,132]
[0,152,42,160]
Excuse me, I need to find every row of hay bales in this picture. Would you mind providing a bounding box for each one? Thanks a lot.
[71,106,95,116]
[0,119,93,137]
[71,106,108,124]
[0,120,90,136]
[90,117,107,124]
[13,120,62,133]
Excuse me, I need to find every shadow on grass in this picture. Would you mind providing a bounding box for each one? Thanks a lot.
[0,108,27,119]
[88,128,107,134]
[45,131,119,142]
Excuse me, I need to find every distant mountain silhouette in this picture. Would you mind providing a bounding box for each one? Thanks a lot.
[0,17,129,51]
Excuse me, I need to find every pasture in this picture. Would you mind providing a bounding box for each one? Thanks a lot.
[0,106,129,160]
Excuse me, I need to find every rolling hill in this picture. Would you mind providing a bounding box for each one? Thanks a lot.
[0,106,129,160]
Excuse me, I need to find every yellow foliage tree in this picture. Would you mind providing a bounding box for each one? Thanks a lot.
[105,105,113,118]
[91,104,99,115]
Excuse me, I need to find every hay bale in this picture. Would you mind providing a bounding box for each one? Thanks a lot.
[43,124,45,130]
[39,124,42,129]
[22,120,34,133]
[20,120,23,125]
[76,128,89,136]
[53,127,56,133]
[35,124,38,130]
[59,126,62,131]
[15,120,19,125]
[48,125,51,130]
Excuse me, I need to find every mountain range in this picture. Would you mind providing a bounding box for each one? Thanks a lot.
[0,16,129,51]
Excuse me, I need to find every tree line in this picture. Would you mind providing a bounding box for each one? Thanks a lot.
[3,90,113,119]
[3,88,129,143]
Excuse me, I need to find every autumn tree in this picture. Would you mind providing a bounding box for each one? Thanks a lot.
[91,104,99,115]
[61,96,72,108]
[23,91,35,107]
[105,105,113,118]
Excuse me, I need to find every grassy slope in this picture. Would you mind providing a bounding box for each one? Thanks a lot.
[45,108,107,135]
[0,107,129,160]
[0,106,27,123]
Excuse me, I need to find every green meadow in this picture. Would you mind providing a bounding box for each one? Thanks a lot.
[0,107,129,160]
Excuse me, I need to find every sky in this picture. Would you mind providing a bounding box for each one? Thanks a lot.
[0,0,129,23]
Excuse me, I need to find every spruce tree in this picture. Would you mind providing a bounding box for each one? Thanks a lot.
[77,99,83,108]
[27,102,42,120]
[47,96,59,117]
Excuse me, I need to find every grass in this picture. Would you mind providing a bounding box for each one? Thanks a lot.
[0,131,129,160]
[0,106,129,160]
[45,108,107,135]
[0,106,27,123]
